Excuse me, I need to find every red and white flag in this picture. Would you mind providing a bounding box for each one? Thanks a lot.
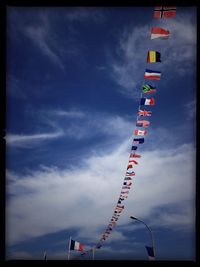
[138,109,152,116]
[134,129,148,136]
[151,27,170,40]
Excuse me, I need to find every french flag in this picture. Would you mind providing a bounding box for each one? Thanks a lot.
[144,69,161,80]
[140,97,155,106]
[70,239,84,251]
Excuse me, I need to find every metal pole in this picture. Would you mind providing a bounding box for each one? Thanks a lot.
[67,236,72,260]
[130,216,156,260]
[92,247,95,260]
[43,251,47,261]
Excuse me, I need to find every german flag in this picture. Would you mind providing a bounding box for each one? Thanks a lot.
[147,50,161,63]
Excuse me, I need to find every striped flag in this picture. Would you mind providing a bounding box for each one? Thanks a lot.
[130,153,141,158]
[70,240,84,251]
[144,69,161,80]
[124,177,132,181]
[140,97,155,106]
[131,146,138,150]
[151,27,170,40]
[136,120,150,128]
[126,171,135,176]
[133,138,144,144]
[154,6,176,19]
[128,159,138,164]
[147,50,161,63]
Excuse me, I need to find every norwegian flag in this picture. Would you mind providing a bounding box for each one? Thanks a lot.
[138,109,152,116]
[154,6,176,19]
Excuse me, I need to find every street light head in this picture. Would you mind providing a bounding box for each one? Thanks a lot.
[130,216,138,220]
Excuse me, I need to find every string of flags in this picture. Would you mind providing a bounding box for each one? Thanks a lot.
[70,6,176,260]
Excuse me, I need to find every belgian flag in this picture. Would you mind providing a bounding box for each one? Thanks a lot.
[147,50,161,63]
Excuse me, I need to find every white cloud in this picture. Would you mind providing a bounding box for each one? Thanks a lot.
[24,25,64,70]
[110,11,196,98]
[184,99,196,120]
[54,109,86,118]
[23,13,65,71]
[39,108,134,141]
[5,110,133,150]
[6,139,195,247]
[6,130,63,148]
[7,75,26,99]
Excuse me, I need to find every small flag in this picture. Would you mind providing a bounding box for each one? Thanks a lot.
[133,138,144,144]
[121,190,129,195]
[116,204,124,209]
[140,97,155,105]
[123,181,132,186]
[151,27,170,40]
[70,240,84,251]
[136,120,150,128]
[138,109,152,116]
[127,164,133,170]
[124,177,132,180]
[122,186,131,189]
[131,146,138,150]
[130,153,141,158]
[126,171,135,176]
[147,50,161,63]
[142,84,157,94]
[154,6,176,19]
[128,159,138,165]
[134,129,148,136]
[145,246,155,260]
[96,244,102,249]
[110,221,117,226]
[114,210,122,214]
[144,69,161,80]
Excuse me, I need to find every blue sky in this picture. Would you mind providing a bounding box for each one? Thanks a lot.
[6,6,196,260]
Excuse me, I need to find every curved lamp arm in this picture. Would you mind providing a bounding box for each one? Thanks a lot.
[130,216,156,260]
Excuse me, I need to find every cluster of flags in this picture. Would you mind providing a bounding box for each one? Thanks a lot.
[71,6,176,261]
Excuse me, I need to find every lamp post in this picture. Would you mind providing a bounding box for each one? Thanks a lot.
[130,216,156,260]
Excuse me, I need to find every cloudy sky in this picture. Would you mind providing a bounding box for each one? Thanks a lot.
[6,6,196,260]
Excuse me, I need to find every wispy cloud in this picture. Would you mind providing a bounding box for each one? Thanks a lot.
[7,75,26,99]
[37,108,133,142]
[184,99,196,120]
[109,12,196,99]
[6,131,63,148]
[52,109,87,118]
[24,20,65,71]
